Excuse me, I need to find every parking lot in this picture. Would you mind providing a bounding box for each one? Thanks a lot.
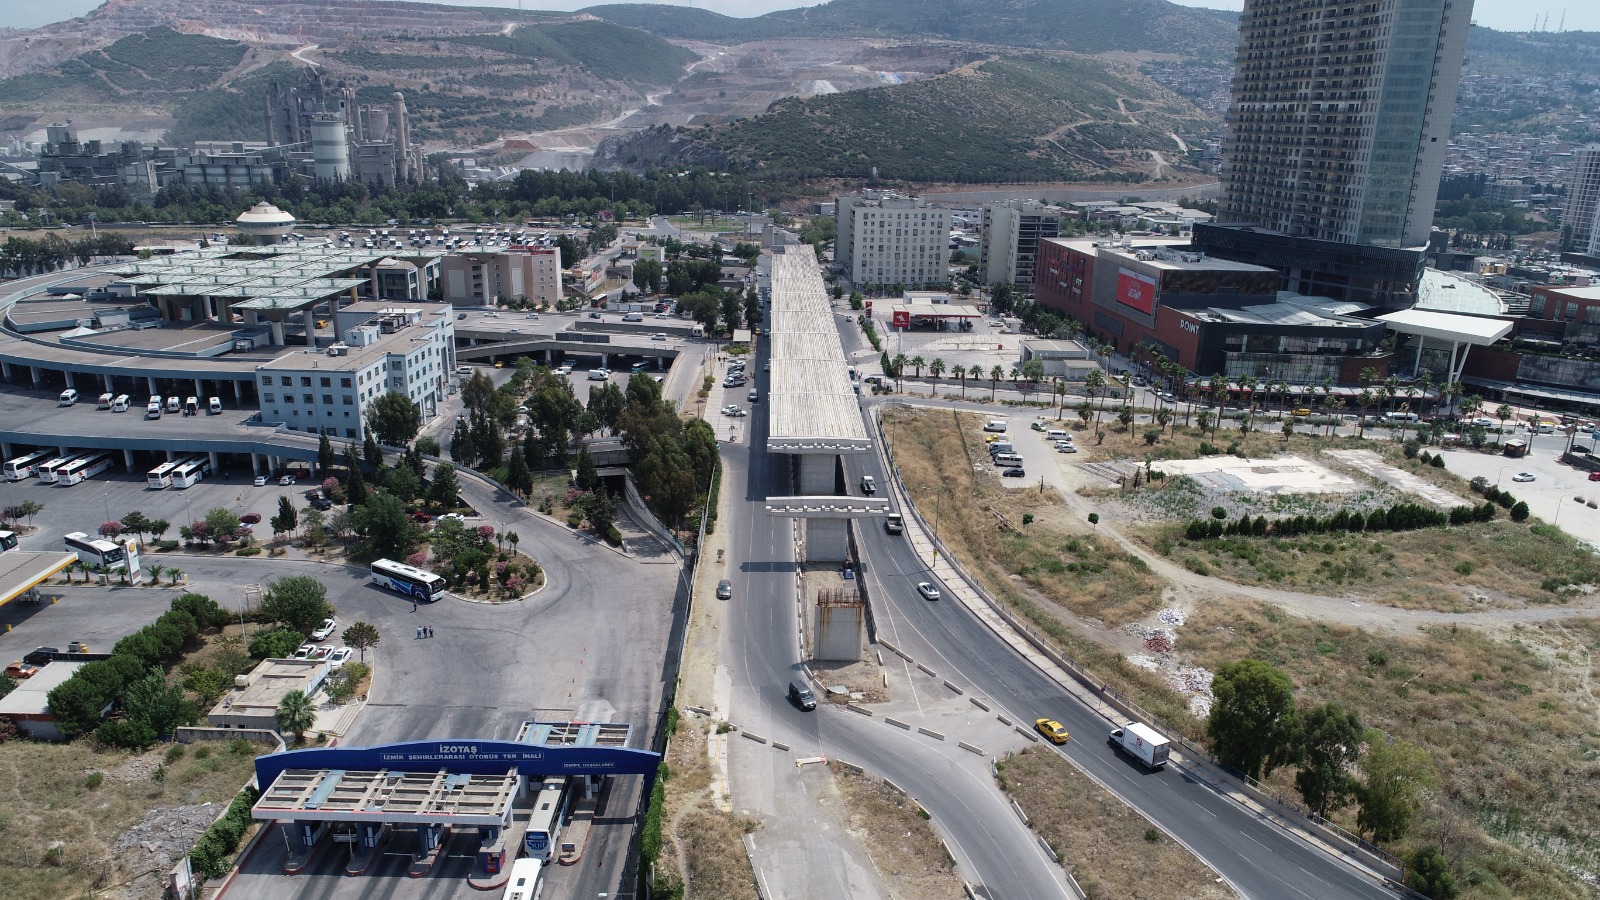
[1435,444,1600,548]
[0,469,312,554]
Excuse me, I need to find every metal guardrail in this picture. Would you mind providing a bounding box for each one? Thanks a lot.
[871,409,1407,884]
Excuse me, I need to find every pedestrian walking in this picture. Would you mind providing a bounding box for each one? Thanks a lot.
[427,625,433,638]
[416,626,422,639]
[412,599,417,612]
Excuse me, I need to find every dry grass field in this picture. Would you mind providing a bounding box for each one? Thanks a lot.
[657,714,759,900]
[827,762,964,899]
[887,404,1600,898]
[996,746,1237,900]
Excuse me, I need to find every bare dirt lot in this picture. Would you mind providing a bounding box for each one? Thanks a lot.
[827,761,963,900]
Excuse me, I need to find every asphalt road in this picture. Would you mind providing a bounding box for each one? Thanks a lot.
[717,342,1071,898]
[831,319,1397,900]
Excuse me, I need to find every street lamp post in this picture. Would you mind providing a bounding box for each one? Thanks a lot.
[1495,465,1508,489]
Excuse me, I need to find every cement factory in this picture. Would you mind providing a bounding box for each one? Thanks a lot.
[4,69,423,195]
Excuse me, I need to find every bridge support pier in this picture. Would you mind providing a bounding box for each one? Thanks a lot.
[805,517,849,562]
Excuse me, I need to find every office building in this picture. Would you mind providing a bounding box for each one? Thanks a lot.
[979,200,1061,292]
[1194,0,1473,309]
[1563,144,1600,256]
[834,192,952,288]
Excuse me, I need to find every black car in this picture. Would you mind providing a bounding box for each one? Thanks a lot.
[1002,467,1027,478]
[23,646,58,666]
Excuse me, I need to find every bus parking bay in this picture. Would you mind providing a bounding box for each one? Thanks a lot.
[0,469,311,556]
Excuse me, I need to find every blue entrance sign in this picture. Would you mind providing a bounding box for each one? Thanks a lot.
[254,739,662,793]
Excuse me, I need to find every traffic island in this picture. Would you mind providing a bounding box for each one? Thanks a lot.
[406,825,452,878]
[557,794,599,865]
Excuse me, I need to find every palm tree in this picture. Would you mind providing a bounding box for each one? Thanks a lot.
[1496,403,1513,437]
[1395,402,1413,442]
[1054,378,1068,420]
[891,353,908,392]
[1196,409,1214,434]
[1156,407,1174,436]
[910,355,926,379]
[147,563,164,586]
[989,365,1003,401]
[168,568,183,586]
[952,364,968,399]
[1459,393,1483,425]
[1329,399,1346,437]
[1356,389,1376,438]
[1417,371,1435,415]
[928,357,945,394]
[276,690,317,745]
[1318,377,1334,411]
[1083,368,1107,431]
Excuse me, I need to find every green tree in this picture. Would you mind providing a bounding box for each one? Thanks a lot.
[341,621,380,662]
[275,689,317,744]
[576,446,599,491]
[450,416,476,468]
[356,491,416,560]
[428,462,461,508]
[587,381,627,434]
[364,391,422,446]
[346,463,368,507]
[318,431,336,476]
[122,668,197,736]
[120,510,153,542]
[45,675,110,738]
[1509,500,1529,522]
[248,628,303,659]
[183,667,231,707]
[1404,847,1458,900]
[1356,729,1436,842]
[1295,703,1363,816]
[272,495,298,537]
[363,432,384,469]
[204,507,241,542]
[260,575,332,635]
[505,449,532,496]
[1207,659,1301,780]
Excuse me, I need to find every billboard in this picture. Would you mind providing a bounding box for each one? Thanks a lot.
[1116,268,1157,315]
[891,309,910,329]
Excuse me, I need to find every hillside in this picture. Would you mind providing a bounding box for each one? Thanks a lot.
[0,8,699,147]
[581,0,1241,60]
[596,53,1210,183]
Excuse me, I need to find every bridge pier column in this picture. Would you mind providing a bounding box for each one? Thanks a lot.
[123,449,135,473]
[1,360,11,382]
[293,820,322,853]
[805,517,849,562]
[30,367,40,389]
[147,376,158,397]
[601,353,609,368]
[797,454,835,495]
[103,373,114,393]
[251,454,262,478]
[233,379,243,403]
[0,442,9,459]
[208,451,220,475]
[195,378,204,399]
[419,823,445,853]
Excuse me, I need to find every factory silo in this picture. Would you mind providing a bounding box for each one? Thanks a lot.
[310,113,351,182]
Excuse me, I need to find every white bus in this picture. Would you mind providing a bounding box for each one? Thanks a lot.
[522,777,572,862]
[64,531,126,569]
[57,452,114,486]
[370,558,447,602]
[170,456,210,489]
[35,456,76,484]
[0,531,17,552]
[500,857,543,900]
[4,449,56,481]
[146,458,182,489]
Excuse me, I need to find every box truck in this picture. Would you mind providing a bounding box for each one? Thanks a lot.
[1110,722,1170,769]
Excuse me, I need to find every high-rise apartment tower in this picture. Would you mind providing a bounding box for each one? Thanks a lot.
[1563,144,1600,257]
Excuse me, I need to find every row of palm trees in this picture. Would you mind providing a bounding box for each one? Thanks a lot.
[60,558,184,585]
[883,353,1060,402]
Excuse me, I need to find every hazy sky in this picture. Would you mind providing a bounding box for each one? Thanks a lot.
[1,0,1594,37]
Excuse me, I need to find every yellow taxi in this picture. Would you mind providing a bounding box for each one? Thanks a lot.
[1291,407,1312,417]
[1035,718,1069,744]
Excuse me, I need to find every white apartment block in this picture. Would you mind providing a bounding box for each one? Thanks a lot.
[834,192,952,287]
[438,248,562,307]
[1564,145,1600,256]
[255,301,455,441]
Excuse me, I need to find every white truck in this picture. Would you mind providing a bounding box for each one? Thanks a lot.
[1110,722,1170,769]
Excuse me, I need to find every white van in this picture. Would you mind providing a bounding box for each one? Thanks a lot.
[1046,429,1071,442]
[165,396,181,413]
[97,392,114,409]
[148,394,161,408]
[59,388,79,407]
[208,396,222,414]
[988,441,1015,456]
[587,369,611,381]
[983,419,1007,433]
[994,453,1024,468]
[622,312,644,322]
[145,401,162,419]
[111,394,130,412]
[184,397,199,416]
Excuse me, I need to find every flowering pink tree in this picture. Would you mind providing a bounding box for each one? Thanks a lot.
[98,521,124,539]
[505,573,525,595]
[322,477,340,494]
[405,550,430,568]
[477,525,496,545]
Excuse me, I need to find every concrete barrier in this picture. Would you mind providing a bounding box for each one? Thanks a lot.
[885,717,911,730]
[1010,799,1029,824]
[838,760,864,774]
[685,706,714,717]
[879,638,906,659]
[959,741,985,756]
[883,778,906,796]
[964,882,981,900]
[943,681,965,695]
[1036,835,1059,862]
[1017,726,1039,742]
[916,662,938,677]
[771,741,791,752]
[917,727,945,740]
[846,703,873,717]
[969,697,991,711]
[741,731,769,744]
[997,714,1012,726]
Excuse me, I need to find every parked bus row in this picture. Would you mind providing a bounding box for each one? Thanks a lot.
[2,450,116,486]
[146,455,210,490]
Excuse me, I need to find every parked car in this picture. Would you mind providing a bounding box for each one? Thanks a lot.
[1055,442,1077,453]
[716,579,733,600]
[328,647,354,669]
[411,512,433,523]
[23,647,57,666]
[254,475,269,486]
[293,644,317,659]
[1035,718,1070,744]
[240,512,262,524]
[312,617,337,641]
[1589,472,1600,482]
[1512,472,1536,482]
[4,662,39,679]
[916,582,941,600]
[278,474,296,486]
[1002,467,1027,477]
